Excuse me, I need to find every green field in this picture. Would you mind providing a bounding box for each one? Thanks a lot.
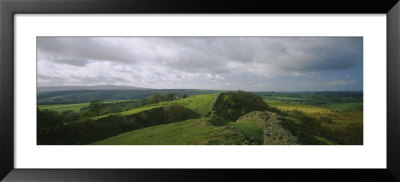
[265,100,363,125]
[92,117,262,145]
[38,103,89,112]
[328,103,363,112]
[265,100,331,115]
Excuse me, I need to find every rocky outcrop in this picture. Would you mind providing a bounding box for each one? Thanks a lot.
[237,111,299,145]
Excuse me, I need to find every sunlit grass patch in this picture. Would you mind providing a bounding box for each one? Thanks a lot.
[91,118,249,145]
[91,94,218,120]
[230,122,264,145]
[38,103,89,113]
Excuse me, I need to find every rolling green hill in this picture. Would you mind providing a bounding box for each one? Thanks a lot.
[92,117,263,145]
[91,93,218,120]
[38,93,219,145]
[174,94,217,117]
[91,92,268,145]
[37,90,363,145]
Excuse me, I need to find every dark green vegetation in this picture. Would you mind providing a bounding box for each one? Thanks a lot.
[211,91,268,121]
[38,103,198,144]
[37,89,363,145]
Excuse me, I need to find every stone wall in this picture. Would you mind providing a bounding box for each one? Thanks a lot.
[238,111,299,145]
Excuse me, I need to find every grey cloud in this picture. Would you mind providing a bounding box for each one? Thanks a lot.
[53,58,89,67]
[281,38,362,72]
[147,37,362,75]
[38,37,141,64]
[37,37,363,91]
[37,37,362,75]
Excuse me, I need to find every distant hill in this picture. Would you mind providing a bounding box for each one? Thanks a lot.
[37,85,147,92]
[37,89,221,105]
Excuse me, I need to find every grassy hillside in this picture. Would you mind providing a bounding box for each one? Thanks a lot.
[174,94,217,117]
[92,92,267,145]
[92,118,263,145]
[38,103,199,145]
[37,93,218,144]
[91,94,218,120]
[91,103,169,120]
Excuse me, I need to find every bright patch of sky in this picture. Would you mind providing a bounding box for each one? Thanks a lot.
[37,37,363,91]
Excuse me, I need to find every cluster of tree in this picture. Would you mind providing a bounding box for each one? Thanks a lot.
[149,93,176,104]
[213,91,269,122]
[37,108,78,129]
[79,99,149,117]
[37,108,80,144]
[37,103,199,144]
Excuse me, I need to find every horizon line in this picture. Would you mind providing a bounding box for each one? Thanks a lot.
[37,85,363,92]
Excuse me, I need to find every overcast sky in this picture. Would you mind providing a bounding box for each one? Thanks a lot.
[37,37,363,91]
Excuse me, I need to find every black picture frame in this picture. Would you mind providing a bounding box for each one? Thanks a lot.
[1,0,399,181]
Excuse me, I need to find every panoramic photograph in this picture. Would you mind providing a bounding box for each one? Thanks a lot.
[37,37,363,145]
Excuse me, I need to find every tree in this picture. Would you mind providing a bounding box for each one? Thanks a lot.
[182,94,188,99]
[37,108,64,129]
[89,100,104,116]
[163,93,175,101]
[149,94,161,104]
[61,110,79,123]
